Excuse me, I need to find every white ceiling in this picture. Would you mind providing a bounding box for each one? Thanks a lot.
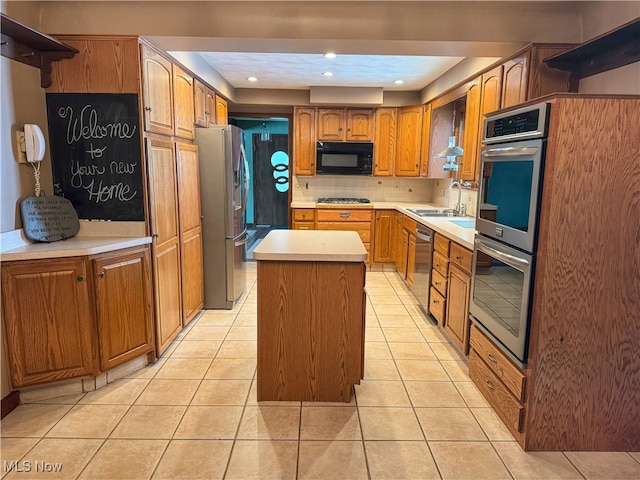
[196,51,465,91]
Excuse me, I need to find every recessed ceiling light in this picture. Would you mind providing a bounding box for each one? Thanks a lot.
[247,76,258,82]
[324,52,337,59]
[323,71,333,77]
[394,79,404,85]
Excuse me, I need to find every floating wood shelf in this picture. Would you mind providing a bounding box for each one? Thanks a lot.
[544,18,640,89]
[1,13,78,88]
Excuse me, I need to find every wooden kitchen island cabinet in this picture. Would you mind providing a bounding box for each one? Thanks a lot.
[253,230,367,402]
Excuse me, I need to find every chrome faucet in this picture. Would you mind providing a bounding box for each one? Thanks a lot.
[450,181,463,215]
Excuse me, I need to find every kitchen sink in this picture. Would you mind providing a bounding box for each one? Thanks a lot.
[407,208,458,217]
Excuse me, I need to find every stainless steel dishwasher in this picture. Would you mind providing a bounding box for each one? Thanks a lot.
[412,226,434,313]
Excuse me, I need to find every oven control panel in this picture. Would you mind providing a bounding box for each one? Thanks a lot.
[482,102,549,144]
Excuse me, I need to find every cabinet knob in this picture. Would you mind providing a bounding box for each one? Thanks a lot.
[456,256,462,261]
[435,282,441,286]
[145,106,152,112]
[152,233,159,238]
[433,299,439,304]
[76,275,84,282]
[99,271,105,278]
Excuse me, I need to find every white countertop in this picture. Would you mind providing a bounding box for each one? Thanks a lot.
[253,230,368,262]
[290,201,475,250]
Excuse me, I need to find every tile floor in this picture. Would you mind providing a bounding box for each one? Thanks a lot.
[2,265,639,479]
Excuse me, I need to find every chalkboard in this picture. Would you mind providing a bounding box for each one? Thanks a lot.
[46,93,144,221]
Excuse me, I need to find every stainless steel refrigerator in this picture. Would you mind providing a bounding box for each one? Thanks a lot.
[195,125,250,309]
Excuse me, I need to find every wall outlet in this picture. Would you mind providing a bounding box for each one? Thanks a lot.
[393,181,400,190]
[295,182,300,190]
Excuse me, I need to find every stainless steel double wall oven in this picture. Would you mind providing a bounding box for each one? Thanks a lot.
[470,102,550,365]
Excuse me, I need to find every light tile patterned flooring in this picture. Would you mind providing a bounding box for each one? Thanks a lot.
[2,264,639,479]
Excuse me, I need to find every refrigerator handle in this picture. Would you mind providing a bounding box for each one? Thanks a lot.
[234,231,250,247]
[240,142,250,216]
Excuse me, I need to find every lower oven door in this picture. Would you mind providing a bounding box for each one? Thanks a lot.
[470,235,533,364]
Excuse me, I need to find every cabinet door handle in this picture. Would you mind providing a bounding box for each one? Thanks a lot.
[99,271,105,278]
[435,282,441,287]
[76,275,84,282]
[339,212,351,217]
[152,233,159,238]
[432,299,439,304]
[487,354,497,363]
[456,255,463,261]
[485,380,495,391]
[145,106,152,112]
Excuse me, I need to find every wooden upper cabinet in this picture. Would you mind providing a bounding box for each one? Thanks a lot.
[502,53,530,109]
[93,246,154,371]
[193,79,208,127]
[420,103,432,177]
[395,106,423,177]
[173,65,195,139]
[206,87,217,126]
[373,108,396,176]
[317,109,345,140]
[318,109,374,141]
[141,45,174,136]
[346,109,374,141]
[480,65,504,119]
[460,77,482,182]
[146,138,180,248]
[215,95,228,125]
[294,107,316,176]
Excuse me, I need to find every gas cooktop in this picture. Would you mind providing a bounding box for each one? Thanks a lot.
[317,197,371,204]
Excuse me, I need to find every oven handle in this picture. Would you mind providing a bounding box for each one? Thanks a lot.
[483,146,539,157]
[475,238,530,269]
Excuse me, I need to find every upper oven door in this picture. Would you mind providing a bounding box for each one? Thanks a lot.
[470,235,534,364]
[477,138,545,253]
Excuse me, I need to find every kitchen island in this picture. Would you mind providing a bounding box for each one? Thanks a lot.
[253,230,367,402]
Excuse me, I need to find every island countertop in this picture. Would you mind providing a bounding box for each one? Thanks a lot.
[253,230,367,262]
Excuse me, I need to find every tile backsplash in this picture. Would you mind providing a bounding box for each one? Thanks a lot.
[292,175,479,216]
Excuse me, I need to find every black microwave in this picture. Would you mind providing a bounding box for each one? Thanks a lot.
[316,142,373,175]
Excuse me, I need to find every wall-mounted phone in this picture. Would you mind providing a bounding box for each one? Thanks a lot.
[16,124,46,163]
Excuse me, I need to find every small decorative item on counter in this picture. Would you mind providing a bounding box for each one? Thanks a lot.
[20,195,80,242]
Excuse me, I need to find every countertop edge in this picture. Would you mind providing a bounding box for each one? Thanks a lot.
[0,236,152,262]
[253,252,368,262]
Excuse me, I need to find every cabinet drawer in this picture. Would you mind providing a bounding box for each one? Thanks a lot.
[316,209,372,222]
[434,233,450,255]
[433,251,449,277]
[429,286,446,326]
[469,349,524,434]
[316,222,371,243]
[294,209,315,222]
[401,215,416,234]
[293,221,314,230]
[431,268,447,296]
[450,242,472,272]
[470,324,526,401]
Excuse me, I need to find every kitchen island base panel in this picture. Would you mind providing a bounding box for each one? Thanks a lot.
[257,261,366,403]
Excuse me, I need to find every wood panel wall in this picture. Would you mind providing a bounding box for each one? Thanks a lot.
[525,96,640,451]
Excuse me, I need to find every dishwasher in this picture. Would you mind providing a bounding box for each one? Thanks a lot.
[411,226,434,314]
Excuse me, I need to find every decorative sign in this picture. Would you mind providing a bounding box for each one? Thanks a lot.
[20,195,80,243]
[46,93,144,221]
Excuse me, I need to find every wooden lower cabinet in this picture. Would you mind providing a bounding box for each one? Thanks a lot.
[1,258,95,388]
[445,263,471,353]
[316,208,373,263]
[292,208,315,230]
[152,242,183,354]
[1,247,155,389]
[373,210,394,263]
[93,246,154,371]
[180,229,204,323]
